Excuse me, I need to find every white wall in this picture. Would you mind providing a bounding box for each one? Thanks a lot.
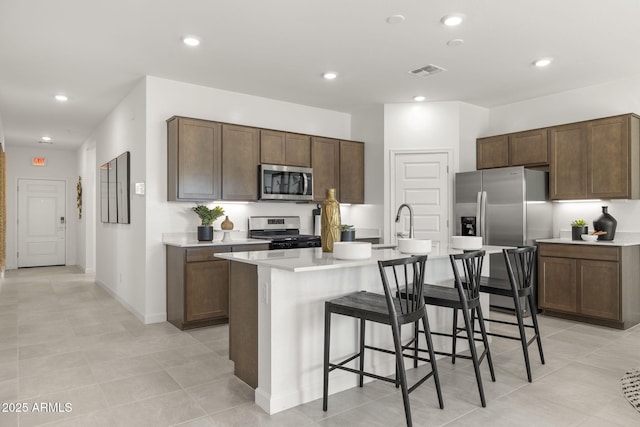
[76,142,96,273]
[349,105,384,231]
[143,76,352,322]
[91,78,147,321]
[382,101,489,242]
[4,146,78,269]
[487,73,640,235]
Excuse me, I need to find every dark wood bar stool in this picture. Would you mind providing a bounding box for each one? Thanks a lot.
[413,250,495,407]
[476,246,544,382]
[323,255,443,427]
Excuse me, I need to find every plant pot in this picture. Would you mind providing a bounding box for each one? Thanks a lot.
[197,226,214,242]
[571,226,588,241]
[340,230,355,242]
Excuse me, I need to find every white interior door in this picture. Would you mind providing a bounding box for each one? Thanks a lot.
[391,151,450,252]
[18,179,66,267]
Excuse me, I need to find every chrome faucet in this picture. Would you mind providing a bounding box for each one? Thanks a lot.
[395,203,414,239]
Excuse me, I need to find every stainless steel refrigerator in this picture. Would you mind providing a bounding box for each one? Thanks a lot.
[455,166,553,315]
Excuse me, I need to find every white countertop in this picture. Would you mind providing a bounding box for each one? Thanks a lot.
[537,236,640,247]
[215,245,510,273]
[163,232,268,248]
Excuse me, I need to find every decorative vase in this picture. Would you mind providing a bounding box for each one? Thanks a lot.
[197,225,214,242]
[593,206,617,241]
[571,226,588,241]
[321,188,341,252]
[341,230,355,242]
[221,216,234,230]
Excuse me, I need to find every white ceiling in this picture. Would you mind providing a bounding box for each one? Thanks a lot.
[2,0,640,150]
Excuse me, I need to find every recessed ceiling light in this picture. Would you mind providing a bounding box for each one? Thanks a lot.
[40,136,52,142]
[386,14,405,24]
[323,72,338,80]
[533,57,553,67]
[54,94,68,102]
[182,36,200,47]
[413,96,426,102]
[441,14,463,26]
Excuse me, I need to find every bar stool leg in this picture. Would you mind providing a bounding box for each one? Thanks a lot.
[512,294,532,382]
[421,314,444,409]
[323,305,331,411]
[451,308,458,364]
[460,303,487,407]
[475,305,495,382]
[390,320,412,427]
[528,293,545,365]
[359,318,365,387]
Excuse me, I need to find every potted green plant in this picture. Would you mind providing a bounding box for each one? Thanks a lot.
[340,224,355,242]
[570,219,588,241]
[192,204,225,241]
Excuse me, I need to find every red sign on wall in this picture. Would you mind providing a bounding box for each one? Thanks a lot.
[32,157,46,166]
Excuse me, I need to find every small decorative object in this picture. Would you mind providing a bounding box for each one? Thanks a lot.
[340,224,355,242]
[593,206,617,241]
[321,188,341,252]
[570,219,588,241]
[221,216,234,230]
[192,204,225,242]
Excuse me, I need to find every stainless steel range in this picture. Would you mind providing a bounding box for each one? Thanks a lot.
[248,216,321,250]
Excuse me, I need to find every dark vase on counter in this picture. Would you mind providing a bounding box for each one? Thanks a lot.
[197,226,214,242]
[593,206,617,241]
[571,226,588,241]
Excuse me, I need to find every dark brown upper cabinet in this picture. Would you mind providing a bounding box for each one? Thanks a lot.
[476,135,509,169]
[339,140,365,204]
[312,137,340,202]
[550,114,639,200]
[509,128,549,167]
[167,117,222,201]
[260,130,311,167]
[221,124,260,201]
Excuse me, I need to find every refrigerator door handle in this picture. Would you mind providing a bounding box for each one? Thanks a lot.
[480,191,487,241]
[476,192,482,237]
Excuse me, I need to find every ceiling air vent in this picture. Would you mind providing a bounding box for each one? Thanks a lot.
[409,64,446,77]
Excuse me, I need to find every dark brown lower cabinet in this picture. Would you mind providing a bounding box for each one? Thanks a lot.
[166,243,269,330]
[538,243,640,329]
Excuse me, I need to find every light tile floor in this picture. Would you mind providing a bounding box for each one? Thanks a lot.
[0,266,639,426]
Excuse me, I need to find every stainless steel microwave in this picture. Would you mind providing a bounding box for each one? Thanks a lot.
[260,164,313,201]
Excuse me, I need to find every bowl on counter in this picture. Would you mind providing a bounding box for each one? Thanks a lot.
[397,238,432,254]
[451,236,483,250]
[581,234,598,242]
[333,242,372,260]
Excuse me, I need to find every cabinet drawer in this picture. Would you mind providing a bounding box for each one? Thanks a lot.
[538,243,619,262]
[232,244,270,252]
[186,246,233,262]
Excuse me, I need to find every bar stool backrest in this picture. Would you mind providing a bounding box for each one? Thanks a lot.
[378,255,428,322]
[450,250,485,304]
[503,246,537,291]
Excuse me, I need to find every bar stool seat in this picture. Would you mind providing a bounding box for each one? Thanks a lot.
[323,255,443,427]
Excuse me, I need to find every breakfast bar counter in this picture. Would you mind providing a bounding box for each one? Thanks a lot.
[216,245,510,414]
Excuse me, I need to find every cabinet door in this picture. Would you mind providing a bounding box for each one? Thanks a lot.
[260,130,285,165]
[477,135,508,169]
[339,140,364,204]
[185,260,229,322]
[539,256,577,313]
[312,137,340,201]
[222,124,260,200]
[167,118,222,201]
[509,129,549,166]
[579,259,620,320]
[285,133,311,167]
[549,122,588,199]
[588,115,630,199]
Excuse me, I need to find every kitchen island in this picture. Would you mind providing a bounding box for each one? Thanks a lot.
[216,244,510,414]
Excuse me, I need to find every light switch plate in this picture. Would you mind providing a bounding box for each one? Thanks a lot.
[135,182,145,195]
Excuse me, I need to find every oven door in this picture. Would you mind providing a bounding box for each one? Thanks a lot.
[260,164,313,201]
